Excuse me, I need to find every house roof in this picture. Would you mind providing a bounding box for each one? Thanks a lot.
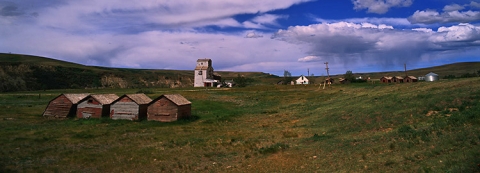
[89,94,119,105]
[63,93,90,104]
[117,94,152,105]
[296,75,308,81]
[394,76,404,79]
[163,94,191,106]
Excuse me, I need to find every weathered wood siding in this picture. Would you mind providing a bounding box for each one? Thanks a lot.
[148,98,177,122]
[147,98,191,122]
[178,105,191,119]
[77,99,103,118]
[43,95,74,118]
[111,97,140,120]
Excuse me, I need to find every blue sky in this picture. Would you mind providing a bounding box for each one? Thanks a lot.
[1,0,480,76]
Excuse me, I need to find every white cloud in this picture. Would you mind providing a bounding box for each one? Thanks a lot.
[251,14,288,26]
[12,0,313,31]
[409,9,480,24]
[470,1,480,8]
[273,22,480,69]
[409,3,480,24]
[443,4,465,12]
[316,17,415,28]
[352,0,413,14]
[298,56,322,62]
[245,32,264,38]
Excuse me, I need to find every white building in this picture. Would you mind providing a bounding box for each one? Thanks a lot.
[295,75,309,84]
[194,59,219,87]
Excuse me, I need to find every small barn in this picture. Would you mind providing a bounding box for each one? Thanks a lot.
[404,76,418,83]
[296,75,309,84]
[110,94,152,120]
[43,93,89,118]
[76,94,119,119]
[147,94,192,122]
[380,76,393,83]
[425,72,439,82]
[393,76,404,83]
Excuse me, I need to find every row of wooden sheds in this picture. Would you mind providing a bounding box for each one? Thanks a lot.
[380,76,418,83]
[42,93,191,122]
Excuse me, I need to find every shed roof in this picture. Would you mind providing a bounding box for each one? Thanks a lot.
[89,94,119,105]
[406,76,417,79]
[381,76,393,80]
[63,93,90,104]
[394,76,404,79]
[123,94,152,105]
[161,94,191,106]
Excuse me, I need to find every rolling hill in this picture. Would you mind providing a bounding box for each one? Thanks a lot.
[0,52,479,92]
[0,53,273,92]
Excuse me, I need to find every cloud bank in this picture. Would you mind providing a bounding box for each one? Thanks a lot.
[409,2,480,24]
[273,22,480,69]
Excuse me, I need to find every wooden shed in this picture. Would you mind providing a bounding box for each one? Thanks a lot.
[380,76,393,83]
[404,76,418,83]
[110,94,152,120]
[147,94,192,122]
[43,93,89,118]
[393,76,404,83]
[76,94,119,119]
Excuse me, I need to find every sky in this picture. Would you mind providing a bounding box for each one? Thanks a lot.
[1,0,480,76]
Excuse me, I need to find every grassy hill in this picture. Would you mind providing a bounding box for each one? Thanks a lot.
[0,78,479,172]
[0,53,274,92]
[324,62,480,80]
[1,53,479,92]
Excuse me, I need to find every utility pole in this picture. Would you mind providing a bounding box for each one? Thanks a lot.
[308,68,310,76]
[404,63,407,77]
[324,62,330,77]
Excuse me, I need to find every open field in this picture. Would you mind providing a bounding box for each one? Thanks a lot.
[1,78,480,172]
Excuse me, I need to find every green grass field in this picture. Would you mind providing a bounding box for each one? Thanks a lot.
[1,78,480,172]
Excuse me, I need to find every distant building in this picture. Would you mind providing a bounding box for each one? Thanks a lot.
[76,94,119,118]
[147,94,192,122]
[43,93,89,118]
[194,59,220,87]
[380,76,393,83]
[425,72,439,82]
[404,76,418,83]
[296,75,309,84]
[393,76,404,83]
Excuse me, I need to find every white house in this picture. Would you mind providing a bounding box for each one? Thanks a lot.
[296,75,309,84]
[194,59,219,87]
